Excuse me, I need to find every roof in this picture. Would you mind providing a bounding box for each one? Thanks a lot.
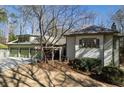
[7,36,66,46]
[30,36,66,45]
[16,34,39,37]
[42,36,65,45]
[64,25,119,36]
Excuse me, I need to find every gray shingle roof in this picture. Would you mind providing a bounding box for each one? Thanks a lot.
[64,25,119,36]
[7,36,65,46]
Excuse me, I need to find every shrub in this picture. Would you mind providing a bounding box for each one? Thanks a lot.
[70,58,102,72]
[101,66,124,85]
[72,59,86,70]
[72,58,88,71]
[83,58,102,72]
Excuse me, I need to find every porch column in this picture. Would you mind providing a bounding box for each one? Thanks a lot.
[100,35,104,66]
[59,47,62,62]
[17,48,20,57]
[8,48,10,57]
[52,47,54,61]
[29,48,31,58]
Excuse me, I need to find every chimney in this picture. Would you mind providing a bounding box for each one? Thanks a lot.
[111,22,116,31]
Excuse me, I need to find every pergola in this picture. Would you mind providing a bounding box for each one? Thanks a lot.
[8,46,63,62]
[34,46,63,62]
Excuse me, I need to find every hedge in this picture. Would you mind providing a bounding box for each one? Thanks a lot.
[69,57,102,72]
[100,66,124,86]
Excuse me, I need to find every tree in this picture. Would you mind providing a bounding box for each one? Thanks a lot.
[111,8,124,33]
[0,8,8,43]
[0,8,7,23]
[15,5,97,61]
[8,32,16,42]
[111,7,124,51]
[7,13,18,42]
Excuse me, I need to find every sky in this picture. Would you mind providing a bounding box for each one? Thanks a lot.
[0,5,121,36]
[6,5,121,25]
[80,5,120,26]
[6,5,120,23]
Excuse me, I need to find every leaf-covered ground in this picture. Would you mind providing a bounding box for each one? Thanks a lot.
[0,61,117,87]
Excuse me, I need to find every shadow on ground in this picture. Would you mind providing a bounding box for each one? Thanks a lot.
[0,61,115,87]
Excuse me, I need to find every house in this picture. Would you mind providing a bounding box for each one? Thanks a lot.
[64,25,120,66]
[7,34,66,61]
[7,34,39,58]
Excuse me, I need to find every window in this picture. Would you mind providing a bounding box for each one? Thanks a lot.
[18,36,29,42]
[79,38,99,48]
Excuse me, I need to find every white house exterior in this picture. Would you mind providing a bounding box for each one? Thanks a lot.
[65,25,120,66]
[7,34,66,61]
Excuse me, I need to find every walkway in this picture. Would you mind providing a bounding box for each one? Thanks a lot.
[0,57,31,71]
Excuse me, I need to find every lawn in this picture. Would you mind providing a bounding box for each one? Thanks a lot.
[0,43,8,49]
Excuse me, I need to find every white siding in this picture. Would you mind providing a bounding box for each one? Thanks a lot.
[66,34,119,66]
[66,36,75,60]
[104,35,113,66]
[114,38,119,66]
[104,35,119,66]
[75,35,104,62]
[30,37,36,42]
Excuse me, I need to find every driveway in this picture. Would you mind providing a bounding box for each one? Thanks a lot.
[0,57,32,71]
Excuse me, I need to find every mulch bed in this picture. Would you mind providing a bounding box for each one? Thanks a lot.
[37,61,72,72]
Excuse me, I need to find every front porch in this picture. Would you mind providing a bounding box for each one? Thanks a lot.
[8,46,64,62]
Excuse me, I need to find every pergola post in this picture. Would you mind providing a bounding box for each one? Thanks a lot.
[29,48,31,58]
[52,47,54,61]
[8,47,10,57]
[17,48,20,57]
[59,47,62,62]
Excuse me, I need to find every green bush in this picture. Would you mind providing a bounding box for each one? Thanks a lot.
[83,58,102,72]
[70,57,102,72]
[101,66,124,85]
[72,59,88,71]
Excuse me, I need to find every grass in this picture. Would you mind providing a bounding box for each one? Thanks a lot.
[0,43,8,49]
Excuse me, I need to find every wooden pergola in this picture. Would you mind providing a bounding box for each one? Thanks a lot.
[34,46,63,62]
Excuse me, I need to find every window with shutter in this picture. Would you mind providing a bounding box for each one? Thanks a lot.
[79,38,99,48]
